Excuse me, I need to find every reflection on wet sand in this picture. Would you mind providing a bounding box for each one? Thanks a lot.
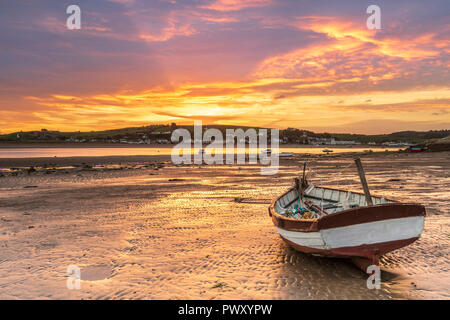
[0,151,448,299]
[0,146,401,159]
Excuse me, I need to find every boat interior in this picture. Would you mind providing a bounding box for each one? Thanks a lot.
[274,185,392,219]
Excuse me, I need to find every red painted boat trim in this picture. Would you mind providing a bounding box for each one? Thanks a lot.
[280,235,420,262]
[317,203,425,230]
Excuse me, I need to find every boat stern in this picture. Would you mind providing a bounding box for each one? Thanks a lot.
[318,203,426,260]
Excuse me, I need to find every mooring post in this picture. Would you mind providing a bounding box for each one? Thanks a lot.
[295,162,307,196]
[301,161,307,185]
[354,157,373,206]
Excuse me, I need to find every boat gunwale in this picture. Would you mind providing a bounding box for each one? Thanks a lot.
[269,185,426,232]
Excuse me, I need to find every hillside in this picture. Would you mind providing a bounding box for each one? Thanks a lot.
[0,125,448,146]
[417,136,450,152]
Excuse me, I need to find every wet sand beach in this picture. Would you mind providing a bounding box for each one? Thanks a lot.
[0,151,448,299]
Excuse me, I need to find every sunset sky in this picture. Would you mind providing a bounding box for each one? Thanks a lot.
[0,0,449,134]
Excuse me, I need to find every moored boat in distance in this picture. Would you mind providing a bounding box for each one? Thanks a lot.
[322,148,333,153]
[268,160,426,270]
[406,146,427,152]
[278,152,294,157]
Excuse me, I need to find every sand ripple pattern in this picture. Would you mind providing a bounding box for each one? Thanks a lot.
[0,152,448,299]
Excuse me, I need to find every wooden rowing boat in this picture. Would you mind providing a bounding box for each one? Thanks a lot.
[268,162,426,270]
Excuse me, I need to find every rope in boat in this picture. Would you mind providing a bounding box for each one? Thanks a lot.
[303,161,354,189]
[335,162,355,190]
[292,160,356,217]
[288,192,308,216]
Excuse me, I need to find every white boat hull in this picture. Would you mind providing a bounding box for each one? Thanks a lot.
[276,216,424,251]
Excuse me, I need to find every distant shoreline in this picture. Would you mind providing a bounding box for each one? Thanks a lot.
[0,149,411,169]
[0,142,401,149]
[0,142,173,148]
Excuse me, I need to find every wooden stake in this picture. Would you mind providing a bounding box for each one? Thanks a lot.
[294,177,300,192]
[354,157,373,206]
[301,161,307,185]
[294,162,307,196]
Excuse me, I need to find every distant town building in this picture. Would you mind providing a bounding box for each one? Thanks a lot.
[333,140,358,145]
[309,137,336,145]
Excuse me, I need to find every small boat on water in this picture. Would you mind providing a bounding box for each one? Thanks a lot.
[278,152,294,157]
[260,150,293,158]
[406,146,427,153]
[322,149,333,153]
[268,160,426,270]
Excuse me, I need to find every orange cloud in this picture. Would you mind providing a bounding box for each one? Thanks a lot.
[295,16,442,59]
[7,79,447,134]
[253,16,448,89]
[199,16,238,23]
[201,0,271,12]
[138,12,197,42]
